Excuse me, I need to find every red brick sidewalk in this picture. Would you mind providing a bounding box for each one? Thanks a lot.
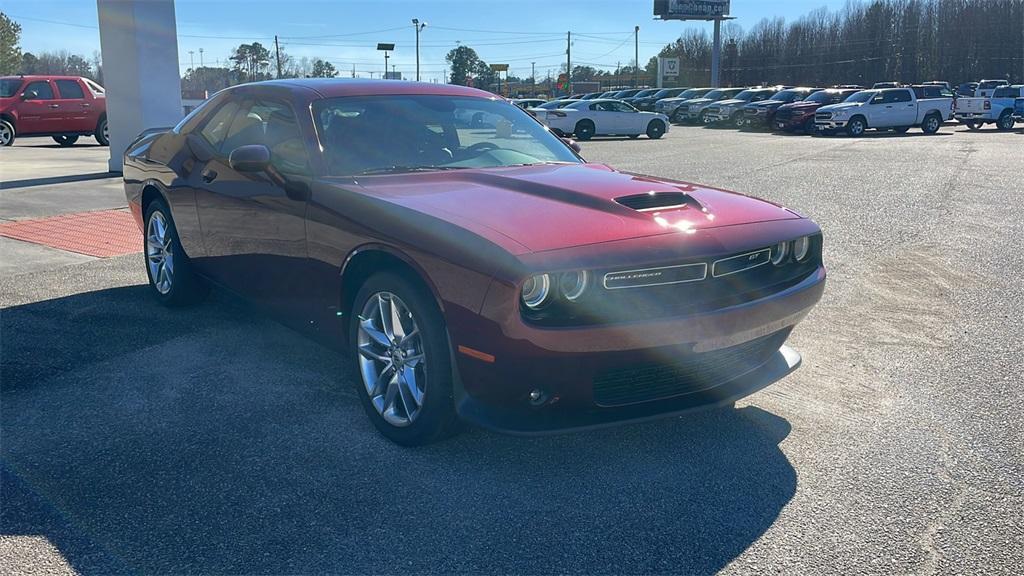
[0,209,143,258]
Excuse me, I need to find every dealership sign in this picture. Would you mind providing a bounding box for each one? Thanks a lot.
[654,0,731,20]
[661,57,679,77]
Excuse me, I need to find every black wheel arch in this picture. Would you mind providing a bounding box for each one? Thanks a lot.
[339,245,447,344]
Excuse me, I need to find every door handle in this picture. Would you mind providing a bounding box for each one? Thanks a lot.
[81,103,91,108]
[201,169,218,183]
[885,105,893,108]
[48,104,59,108]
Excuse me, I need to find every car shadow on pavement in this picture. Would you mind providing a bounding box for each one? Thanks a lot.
[2,284,796,575]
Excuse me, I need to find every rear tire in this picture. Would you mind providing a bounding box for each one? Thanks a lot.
[0,119,15,146]
[52,134,80,146]
[349,272,460,446]
[922,114,942,134]
[646,120,665,139]
[996,112,1015,131]
[143,199,209,307]
[574,120,595,141]
[95,117,109,146]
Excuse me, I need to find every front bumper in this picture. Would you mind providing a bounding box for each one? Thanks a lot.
[452,264,826,434]
[815,119,848,130]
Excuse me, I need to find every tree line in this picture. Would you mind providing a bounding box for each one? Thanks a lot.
[646,0,1023,88]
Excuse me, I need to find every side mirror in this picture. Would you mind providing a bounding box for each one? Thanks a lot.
[229,144,271,172]
[561,137,581,153]
[21,90,38,101]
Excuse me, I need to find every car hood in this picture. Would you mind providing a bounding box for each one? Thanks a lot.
[778,101,822,111]
[818,102,864,113]
[714,98,749,108]
[682,98,714,107]
[749,99,788,109]
[344,163,800,254]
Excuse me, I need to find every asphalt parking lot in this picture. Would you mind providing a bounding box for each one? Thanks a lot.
[2,123,1023,574]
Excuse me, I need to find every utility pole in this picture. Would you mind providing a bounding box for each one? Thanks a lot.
[566,31,571,95]
[634,26,639,87]
[188,50,195,72]
[199,47,204,68]
[531,62,536,96]
[413,19,426,82]
[712,19,722,87]
[274,35,283,78]
[352,63,356,78]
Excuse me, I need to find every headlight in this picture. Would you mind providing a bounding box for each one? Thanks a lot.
[558,270,589,301]
[771,241,788,266]
[521,274,551,309]
[793,236,811,262]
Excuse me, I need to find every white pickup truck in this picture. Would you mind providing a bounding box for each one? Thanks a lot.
[815,87,953,136]
[954,85,1023,131]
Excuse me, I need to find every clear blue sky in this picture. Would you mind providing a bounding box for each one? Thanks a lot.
[5,0,844,82]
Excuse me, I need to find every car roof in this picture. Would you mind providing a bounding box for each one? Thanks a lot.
[1,74,89,81]
[241,78,497,100]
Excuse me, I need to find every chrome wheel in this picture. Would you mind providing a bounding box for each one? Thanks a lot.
[102,120,109,141]
[146,211,174,295]
[357,292,427,427]
[0,122,12,146]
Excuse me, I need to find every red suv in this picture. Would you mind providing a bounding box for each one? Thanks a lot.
[0,75,109,147]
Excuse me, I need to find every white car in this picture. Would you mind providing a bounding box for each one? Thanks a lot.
[535,99,670,140]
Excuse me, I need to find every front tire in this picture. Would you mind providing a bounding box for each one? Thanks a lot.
[846,117,866,137]
[53,134,79,146]
[0,119,15,146]
[574,120,595,141]
[143,199,208,306]
[95,116,109,146]
[646,119,665,139]
[350,272,459,446]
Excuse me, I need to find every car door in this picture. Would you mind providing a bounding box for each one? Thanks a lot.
[16,80,62,134]
[609,101,643,133]
[53,78,95,133]
[193,96,314,306]
[589,102,614,133]
[886,89,916,125]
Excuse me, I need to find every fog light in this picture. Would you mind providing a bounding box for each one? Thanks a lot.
[529,388,548,406]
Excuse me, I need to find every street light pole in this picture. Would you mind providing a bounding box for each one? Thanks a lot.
[634,26,639,87]
[412,19,427,82]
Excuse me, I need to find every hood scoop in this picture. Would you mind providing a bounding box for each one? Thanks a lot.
[616,191,694,212]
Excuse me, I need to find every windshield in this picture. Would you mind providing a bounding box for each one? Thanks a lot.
[314,95,580,176]
[537,100,574,109]
[771,90,803,102]
[652,89,674,98]
[979,80,1007,89]
[733,90,762,101]
[805,91,837,104]
[614,90,640,98]
[845,91,875,103]
[634,89,659,98]
[678,89,706,100]
[1,78,23,98]
[703,90,727,100]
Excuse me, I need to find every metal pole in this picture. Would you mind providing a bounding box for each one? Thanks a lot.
[712,19,722,88]
[274,35,282,78]
[384,52,389,78]
[413,19,421,81]
[566,31,571,95]
[531,62,535,96]
[634,26,639,87]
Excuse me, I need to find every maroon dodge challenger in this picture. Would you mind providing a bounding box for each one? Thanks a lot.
[124,79,825,445]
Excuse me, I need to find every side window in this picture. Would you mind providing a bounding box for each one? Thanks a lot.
[55,79,85,99]
[199,100,241,150]
[223,99,310,175]
[23,81,54,100]
[885,90,912,103]
[611,101,635,113]
[590,103,603,111]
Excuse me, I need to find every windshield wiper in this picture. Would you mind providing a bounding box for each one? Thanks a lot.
[355,165,468,175]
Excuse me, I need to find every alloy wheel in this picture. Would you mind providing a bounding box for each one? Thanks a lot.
[0,123,12,146]
[146,211,174,294]
[926,116,941,133]
[357,292,427,427]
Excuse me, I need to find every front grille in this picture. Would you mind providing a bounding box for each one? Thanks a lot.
[745,108,759,116]
[706,107,720,115]
[592,330,790,407]
[815,112,833,121]
[775,109,793,121]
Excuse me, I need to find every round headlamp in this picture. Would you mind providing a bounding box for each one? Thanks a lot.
[558,270,589,302]
[521,274,551,309]
[793,236,812,262]
[771,241,788,266]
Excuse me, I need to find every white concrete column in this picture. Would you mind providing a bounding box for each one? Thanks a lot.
[97,0,181,172]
